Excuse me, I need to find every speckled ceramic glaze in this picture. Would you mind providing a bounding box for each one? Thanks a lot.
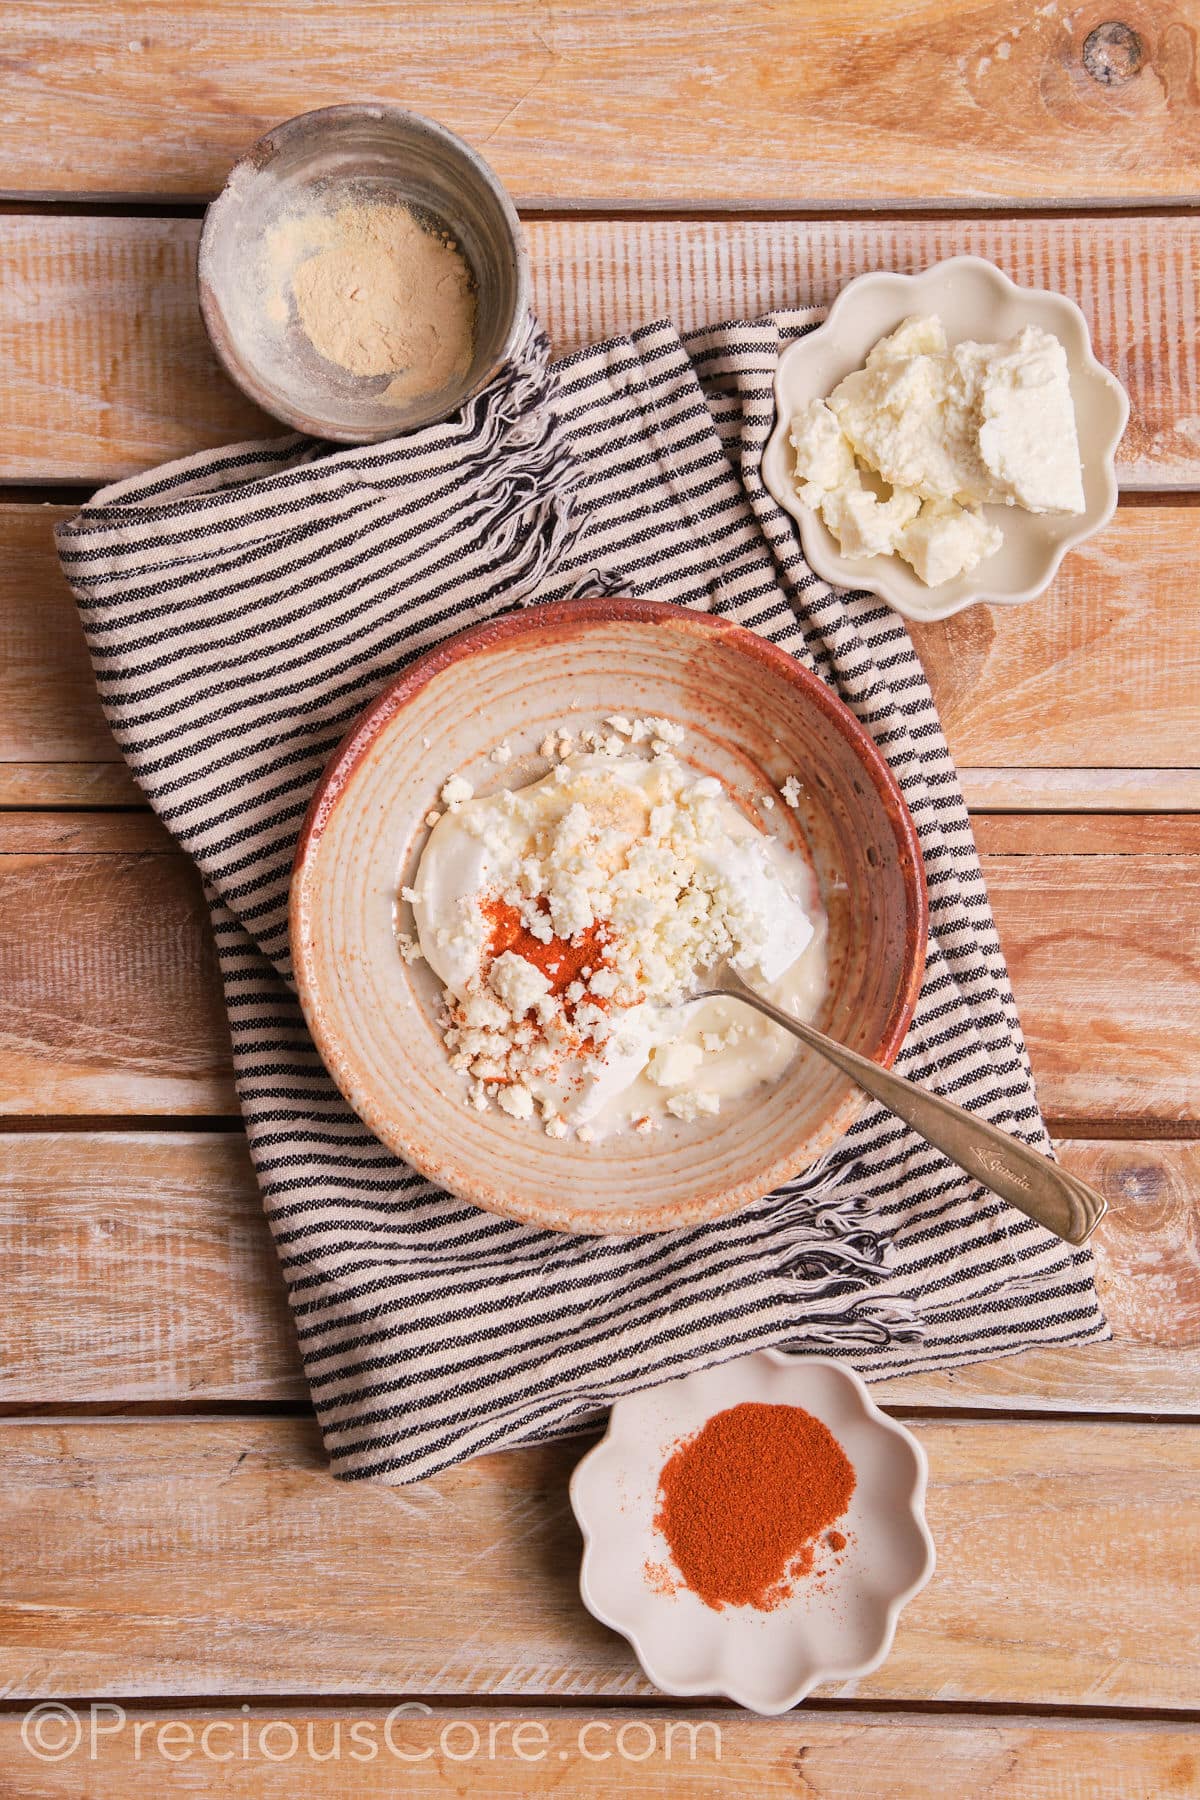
[570,1351,936,1713]
[289,600,927,1234]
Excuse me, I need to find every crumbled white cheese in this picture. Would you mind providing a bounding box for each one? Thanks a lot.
[781,775,803,809]
[397,932,424,965]
[490,741,513,765]
[791,312,1084,587]
[829,317,999,504]
[489,951,551,1018]
[760,794,776,811]
[817,474,921,560]
[898,498,1003,587]
[409,733,823,1138]
[441,775,473,807]
[544,1116,568,1138]
[789,398,857,491]
[665,1090,722,1122]
[496,1083,535,1120]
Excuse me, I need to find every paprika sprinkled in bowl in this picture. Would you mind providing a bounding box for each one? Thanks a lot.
[570,1352,936,1714]
[653,1401,855,1611]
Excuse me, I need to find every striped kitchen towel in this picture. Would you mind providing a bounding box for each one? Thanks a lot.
[57,313,1107,1483]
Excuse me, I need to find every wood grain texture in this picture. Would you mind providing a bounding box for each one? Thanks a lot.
[0,1417,1196,1703]
[0,1710,1195,1798]
[0,819,234,1117]
[959,768,1200,813]
[975,813,1200,1127]
[2,812,1196,1126]
[1,1,1198,205]
[2,1133,1195,1410]
[909,506,1200,769]
[0,1134,297,1402]
[5,503,1199,814]
[1,214,1197,481]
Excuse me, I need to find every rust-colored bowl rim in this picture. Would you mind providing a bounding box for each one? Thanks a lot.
[290,599,929,1232]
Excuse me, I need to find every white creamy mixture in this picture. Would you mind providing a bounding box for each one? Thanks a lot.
[791,313,1084,587]
[403,723,826,1141]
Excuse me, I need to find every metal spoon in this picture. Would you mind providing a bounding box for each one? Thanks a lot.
[697,966,1107,1245]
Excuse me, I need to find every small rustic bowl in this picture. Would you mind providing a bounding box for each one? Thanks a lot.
[761,256,1129,624]
[198,104,529,442]
[570,1351,935,1713]
[289,599,927,1235]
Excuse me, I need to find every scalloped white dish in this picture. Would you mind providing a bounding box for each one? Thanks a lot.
[761,256,1129,623]
[570,1351,934,1714]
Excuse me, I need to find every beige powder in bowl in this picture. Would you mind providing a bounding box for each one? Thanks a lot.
[268,200,476,401]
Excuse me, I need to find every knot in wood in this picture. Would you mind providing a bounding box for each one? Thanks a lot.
[1082,21,1145,84]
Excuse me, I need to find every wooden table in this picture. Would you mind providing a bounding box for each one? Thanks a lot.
[2,4,1199,1793]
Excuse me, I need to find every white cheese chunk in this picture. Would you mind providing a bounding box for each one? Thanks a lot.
[790,311,1084,587]
[496,1083,535,1120]
[647,1040,705,1089]
[665,1089,722,1122]
[816,475,921,560]
[961,326,1085,514]
[440,774,474,807]
[789,398,856,492]
[897,499,1004,587]
[488,950,551,1018]
[865,313,948,364]
[829,351,998,504]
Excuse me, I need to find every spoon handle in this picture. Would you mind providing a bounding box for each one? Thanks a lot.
[714,984,1107,1246]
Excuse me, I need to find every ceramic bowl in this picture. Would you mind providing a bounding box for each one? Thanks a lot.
[570,1351,935,1713]
[198,104,529,442]
[761,255,1129,624]
[289,599,927,1235]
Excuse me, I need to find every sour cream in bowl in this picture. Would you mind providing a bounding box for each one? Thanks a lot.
[408,740,829,1142]
[289,599,927,1236]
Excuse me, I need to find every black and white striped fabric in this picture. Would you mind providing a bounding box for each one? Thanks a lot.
[58,312,1107,1483]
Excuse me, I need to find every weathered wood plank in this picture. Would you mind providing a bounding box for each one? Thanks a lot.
[1,1,1197,206]
[5,503,1200,814]
[909,505,1200,769]
[974,813,1200,1127]
[0,1417,1195,1703]
[2,1134,1194,1410]
[0,824,234,1117]
[3,812,1196,1125]
[0,215,1195,482]
[0,765,141,808]
[0,1134,297,1402]
[972,813,1200,854]
[0,1709,1195,1798]
[959,768,1200,813]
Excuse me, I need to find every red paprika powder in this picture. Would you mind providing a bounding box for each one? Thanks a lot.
[482,896,608,999]
[653,1401,855,1611]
